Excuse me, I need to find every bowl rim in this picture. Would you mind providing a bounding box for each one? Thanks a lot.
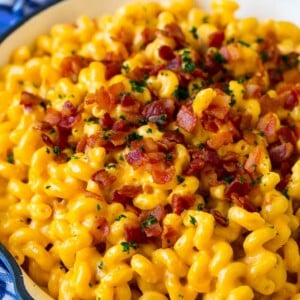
[0,243,34,300]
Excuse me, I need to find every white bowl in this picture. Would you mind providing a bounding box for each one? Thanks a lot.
[0,0,299,299]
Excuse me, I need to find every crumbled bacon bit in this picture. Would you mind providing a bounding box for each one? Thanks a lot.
[269,142,294,165]
[211,210,228,227]
[158,45,176,61]
[161,225,180,248]
[20,91,44,108]
[225,178,251,198]
[105,61,122,80]
[231,194,258,212]
[100,113,114,129]
[125,149,144,168]
[91,170,116,187]
[244,146,263,173]
[208,31,225,48]
[176,105,198,133]
[171,194,195,215]
[150,163,175,184]
[60,55,92,83]
[164,23,186,48]
[257,112,277,138]
[90,216,109,244]
[41,133,55,147]
[124,225,147,243]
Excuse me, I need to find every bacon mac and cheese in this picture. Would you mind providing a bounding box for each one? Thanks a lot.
[1,0,300,299]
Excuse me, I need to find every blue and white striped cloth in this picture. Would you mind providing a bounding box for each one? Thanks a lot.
[0,259,15,300]
[0,0,59,39]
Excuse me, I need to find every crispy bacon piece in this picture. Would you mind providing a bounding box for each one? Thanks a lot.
[220,43,241,61]
[120,94,141,113]
[158,45,176,61]
[141,27,156,45]
[171,194,195,215]
[225,178,251,198]
[139,205,166,223]
[125,149,144,168]
[269,142,294,165]
[207,131,233,149]
[164,23,186,48]
[163,130,185,144]
[112,120,129,132]
[176,105,198,133]
[91,170,116,187]
[20,91,44,108]
[166,56,182,72]
[208,31,225,48]
[150,163,175,184]
[142,99,174,123]
[100,113,114,129]
[211,210,228,227]
[61,55,92,83]
[41,133,55,147]
[85,87,116,112]
[124,225,147,243]
[244,146,263,173]
[105,62,122,80]
[112,185,142,206]
[131,137,158,153]
[257,112,277,138]
[76,134,87,152]
[279,89,299,110]
[161,225,180,248]
[231,194,258,212]
[90,216,109,244]
[115,185,142,198]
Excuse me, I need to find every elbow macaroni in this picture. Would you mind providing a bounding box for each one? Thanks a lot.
[1,0,300,299]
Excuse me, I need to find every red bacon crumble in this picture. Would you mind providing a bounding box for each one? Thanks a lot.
[92,170,116,187]
[124,225,147,243]
[158,45,176,61]
[125,149,144,168]
[20,91,44,108]
[225,178,251,198]
[176,106,198,133]
[208,31,225,48]
[61,55,92,83]
[171,194,195,215]
[90,216,110,244]
[211,210,228,227]
[161,225,180,248]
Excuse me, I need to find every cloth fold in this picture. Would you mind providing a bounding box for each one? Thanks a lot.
[0,259,16,300]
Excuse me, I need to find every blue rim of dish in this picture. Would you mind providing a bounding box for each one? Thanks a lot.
[0,0,61,43]
[0,243,34,300]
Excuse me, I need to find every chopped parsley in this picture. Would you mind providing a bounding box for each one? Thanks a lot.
[189,215,197,225]
[115,214,127,221]
[130,80,146,93]
[120,241,138,253]
[238,40,250,47]
[106,163,116,169]
[182,50,196,73]
[53,146,61,155]
[177,175,185,183]
[86,117,98,124]
[141,215,158,229]
[45,185,51,189]
[190,26,199,39]
[46,147,50,154]
[165,153,173,161]
[146,128,152,134]
[213,52,226,64]
[282,188,290,200]
[96,204,101,211]
[256,37,265,43]
[173,86,189,100]
[202,16,209,23]
[223,175,234,184]
[98,261,104,270]
[260,50,269,62]
[224,87,236,107]
[7,154,14,164]
[197,203,204,211]
[121,64,130,73]
[127,132,143,146]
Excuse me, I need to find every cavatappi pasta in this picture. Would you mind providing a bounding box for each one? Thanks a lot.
[1,0,300,299]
